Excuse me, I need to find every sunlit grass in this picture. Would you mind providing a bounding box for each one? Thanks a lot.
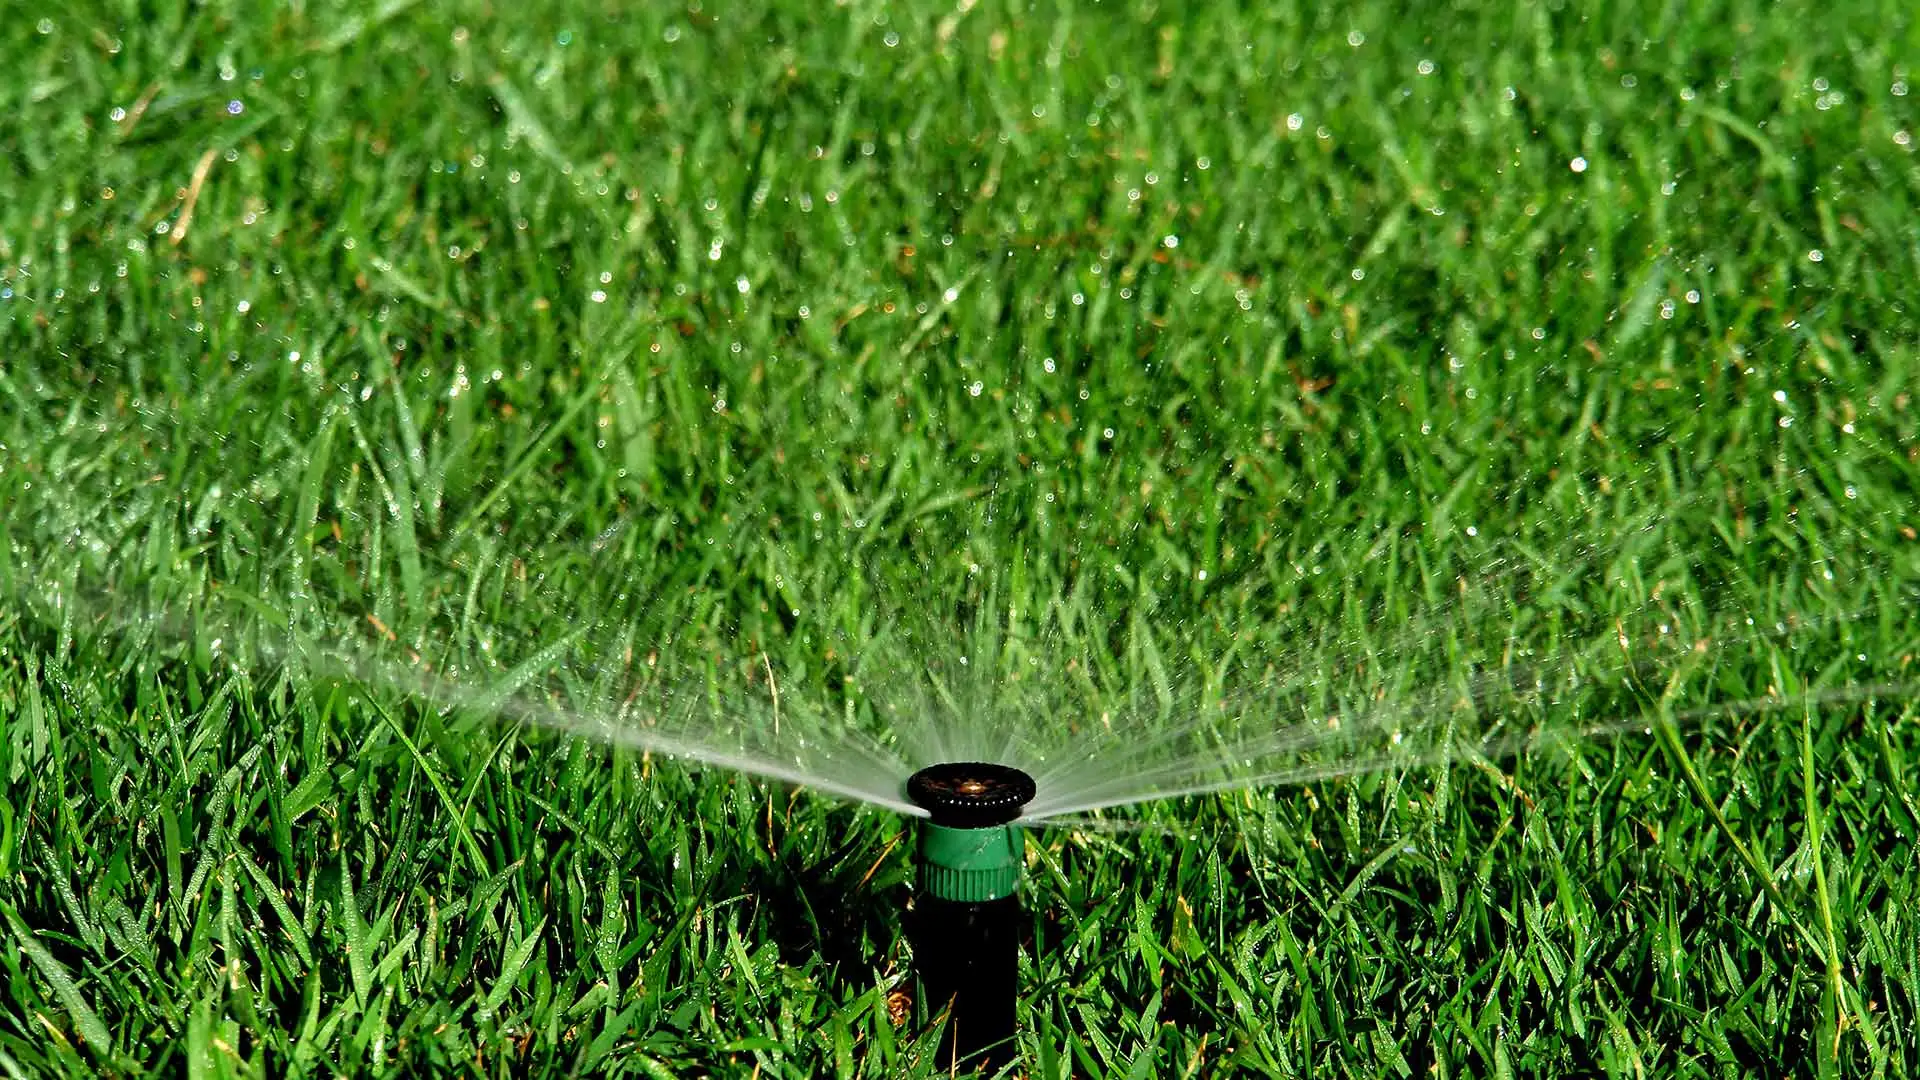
[3,0,1919,1075]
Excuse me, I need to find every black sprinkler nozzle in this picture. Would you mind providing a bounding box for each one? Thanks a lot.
[907,761,1037,829]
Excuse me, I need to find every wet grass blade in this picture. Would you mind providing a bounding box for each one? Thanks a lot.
[7,906,111,1062]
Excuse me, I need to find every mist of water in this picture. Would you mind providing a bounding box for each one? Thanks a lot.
[9,394,1913,827]
[162,504,1912,827]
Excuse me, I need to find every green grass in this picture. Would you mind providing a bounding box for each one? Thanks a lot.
[4,0,1920,1075]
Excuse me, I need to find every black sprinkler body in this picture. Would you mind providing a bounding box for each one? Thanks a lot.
[906,762,1037,1073]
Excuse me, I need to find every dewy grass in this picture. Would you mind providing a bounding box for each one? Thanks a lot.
[4,0,1920,1075]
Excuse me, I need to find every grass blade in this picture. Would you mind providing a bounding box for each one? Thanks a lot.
[479,916,547,1022]
[6,907,111,1060]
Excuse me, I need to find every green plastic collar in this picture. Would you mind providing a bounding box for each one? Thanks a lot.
[917,823,1025,902]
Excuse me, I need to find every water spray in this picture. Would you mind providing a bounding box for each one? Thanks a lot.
[906,761,1037,1073]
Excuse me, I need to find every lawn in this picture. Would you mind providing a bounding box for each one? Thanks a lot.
[3,0,1919,1075]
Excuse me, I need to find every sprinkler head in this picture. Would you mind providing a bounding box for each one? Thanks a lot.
[906,761,1037,828]
[907,762,1036,904]
[906,763,1037,1070]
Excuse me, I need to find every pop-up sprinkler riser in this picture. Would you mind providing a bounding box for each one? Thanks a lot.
[906,762,1036,1073]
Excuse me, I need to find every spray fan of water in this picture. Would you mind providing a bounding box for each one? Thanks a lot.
[8,382,1915,826]
[77,481,1901,829]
